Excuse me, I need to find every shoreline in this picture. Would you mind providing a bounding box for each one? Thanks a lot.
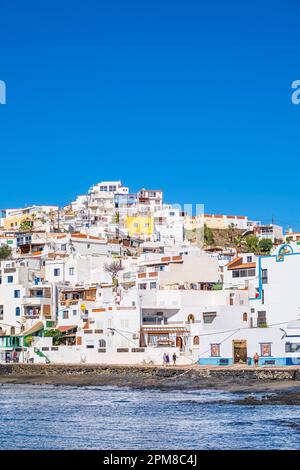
[1,364,300,403]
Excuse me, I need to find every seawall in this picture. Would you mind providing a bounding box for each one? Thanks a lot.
[1,364,300,389]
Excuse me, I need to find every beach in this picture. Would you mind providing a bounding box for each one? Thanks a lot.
[1,364,300,404]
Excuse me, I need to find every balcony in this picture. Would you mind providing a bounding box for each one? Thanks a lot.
[23,296,49,306]
[60,299,80,307]
[22,302,52,319]
[23,306,41,319]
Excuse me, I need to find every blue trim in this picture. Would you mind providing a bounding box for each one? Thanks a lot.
[277,244,294,261]
[199,357,233,366]
[199,357,287,366]
[286,357,300,365]
[258,357,285,366]
[250,245,300,301]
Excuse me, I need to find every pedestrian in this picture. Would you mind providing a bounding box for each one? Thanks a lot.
[166,353,170,366]
[163,353,167,366]
[253,352,259,366]
[172,352,177,366]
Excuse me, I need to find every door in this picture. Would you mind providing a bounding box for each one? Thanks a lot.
[233,340,247,364]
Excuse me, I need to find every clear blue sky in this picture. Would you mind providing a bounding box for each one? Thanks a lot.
[0,0,300,228]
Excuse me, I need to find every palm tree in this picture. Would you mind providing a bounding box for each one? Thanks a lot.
[244,235,259,254]
[227,223,237,243]
[232,235,245,255]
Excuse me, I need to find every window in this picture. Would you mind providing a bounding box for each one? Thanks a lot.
[232,268,255,278]
[260,343,272,357]
[203,312,217,324]
[62,311,69,319]
[187,314,195,323]
[7,276,13,283]
[257,311,267,327]
[262,269,268,284]
[150,282,157,289]
[14,290,20,298]
[139,283,147,290]
[69,267,75,276]
[211,344,220,357]
[99,339,106,348]
[286,343,300,353]
[54,268,60,277]
[193,336,200,346]
[243,312,248,322]
[72,310,77,316]
[15,307,20,316]
[247,256,252,263]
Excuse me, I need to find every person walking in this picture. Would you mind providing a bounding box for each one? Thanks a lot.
[253,352,259,366]
[163,352,167,366]
[165,353,170,367]
[172,352,177,366]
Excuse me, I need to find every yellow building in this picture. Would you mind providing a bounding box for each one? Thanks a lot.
[125,215,154,237]
[3,215,32,230]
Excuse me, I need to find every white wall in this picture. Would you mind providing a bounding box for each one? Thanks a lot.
[26,345,190,365]
[254,252,300,325]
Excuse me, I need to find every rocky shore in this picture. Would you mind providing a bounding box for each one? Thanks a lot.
[1,364,300,405]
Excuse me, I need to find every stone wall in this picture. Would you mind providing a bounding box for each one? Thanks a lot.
[0,363,299,381]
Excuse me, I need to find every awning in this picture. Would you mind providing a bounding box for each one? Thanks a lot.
[142,327,189,335]
[21,321,44,337]
[58,325,77,333]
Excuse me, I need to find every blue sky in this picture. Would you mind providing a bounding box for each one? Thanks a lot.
[0,0,300,228]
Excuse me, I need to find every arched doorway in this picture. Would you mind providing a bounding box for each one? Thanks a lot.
[176,336,183,350]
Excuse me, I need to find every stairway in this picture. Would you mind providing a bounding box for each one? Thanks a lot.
[34,347,50,364]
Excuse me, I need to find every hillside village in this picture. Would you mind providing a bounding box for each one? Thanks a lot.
[0,180,299,366]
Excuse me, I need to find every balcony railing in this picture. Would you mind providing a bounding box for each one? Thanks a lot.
[60,299,80,306]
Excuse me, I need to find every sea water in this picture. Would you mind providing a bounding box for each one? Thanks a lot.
[0,385,299,450]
